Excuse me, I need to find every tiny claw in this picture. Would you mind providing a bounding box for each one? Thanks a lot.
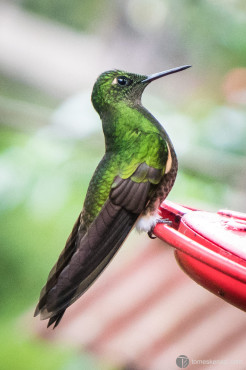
[147,218,172,239]
[148,230,156,239]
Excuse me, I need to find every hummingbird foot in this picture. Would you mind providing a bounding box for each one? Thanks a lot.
[147,218,172,239]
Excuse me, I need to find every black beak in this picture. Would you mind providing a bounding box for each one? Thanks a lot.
[142,65,191,83]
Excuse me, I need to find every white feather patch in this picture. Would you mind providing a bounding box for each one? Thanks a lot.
[135,213,160,233]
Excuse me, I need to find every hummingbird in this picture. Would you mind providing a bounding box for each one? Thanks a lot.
[34,65,191,328]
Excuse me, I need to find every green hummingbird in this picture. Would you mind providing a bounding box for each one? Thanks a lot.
[34,65,191,328]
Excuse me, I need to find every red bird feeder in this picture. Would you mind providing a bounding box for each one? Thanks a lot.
[154,200,246,311]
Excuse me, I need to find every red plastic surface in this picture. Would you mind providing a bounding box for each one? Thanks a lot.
[154,200,246,311]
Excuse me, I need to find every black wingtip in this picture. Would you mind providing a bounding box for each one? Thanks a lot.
[47,310,66,329]
[33,304,39,317]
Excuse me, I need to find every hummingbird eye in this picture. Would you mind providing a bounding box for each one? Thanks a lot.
[116,76,132,86]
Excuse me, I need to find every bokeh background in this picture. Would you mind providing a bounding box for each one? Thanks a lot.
[0,0,246,369]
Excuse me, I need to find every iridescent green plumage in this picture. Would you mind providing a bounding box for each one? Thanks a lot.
[35,66,190,328]
[82,110,168,226]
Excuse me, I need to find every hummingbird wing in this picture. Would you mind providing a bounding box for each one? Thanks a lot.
[35,162,163,328]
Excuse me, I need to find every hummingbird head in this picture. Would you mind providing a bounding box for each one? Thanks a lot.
[91,65,191,117]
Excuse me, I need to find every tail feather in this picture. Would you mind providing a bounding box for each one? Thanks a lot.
[47,309,65,329]
[35,201,138,326]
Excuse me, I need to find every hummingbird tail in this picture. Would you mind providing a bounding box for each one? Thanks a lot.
[35,200,138,327]
[47,309,65,329]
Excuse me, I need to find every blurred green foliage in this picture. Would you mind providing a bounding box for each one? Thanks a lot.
[172,0,246,68]
[0,74,58,108]
[22,0,246,71]
[0,321,73,370]
[22,0,110,31]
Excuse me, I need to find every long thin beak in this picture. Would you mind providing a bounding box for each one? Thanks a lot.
[142,65,191,83]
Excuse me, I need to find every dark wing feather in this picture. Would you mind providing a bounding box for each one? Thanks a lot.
[34,214,83,316]
[111,177,151,213]
[35,174,152,327]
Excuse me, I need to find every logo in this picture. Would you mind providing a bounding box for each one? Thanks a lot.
[176,355,189,368]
